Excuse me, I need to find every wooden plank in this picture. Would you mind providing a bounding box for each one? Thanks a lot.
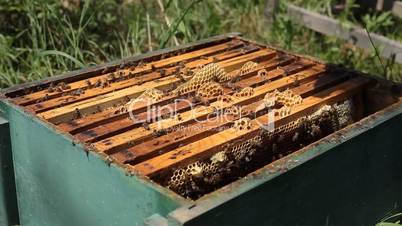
[287,3,402,64]
[132,77,369,176]
[13,40,245,106]
[112,72,349,164]
[57,55,297,134]
[38,76,181,123]
[27,45,259,113]
[236,59,314,88]
[92,65,325,153]
[73,58,306,143]
[38,49,277,124]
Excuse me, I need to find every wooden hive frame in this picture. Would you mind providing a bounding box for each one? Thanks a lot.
[2,33,400,200]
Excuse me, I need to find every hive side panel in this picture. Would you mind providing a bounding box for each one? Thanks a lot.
[0,115,20,226]
[0,101,185,226]
[168,104,402,226]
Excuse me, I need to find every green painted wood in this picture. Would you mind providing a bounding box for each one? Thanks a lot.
[145,214,169,226]
[0,115,20,226]
[167,104,402,226]
[0,100,189,226]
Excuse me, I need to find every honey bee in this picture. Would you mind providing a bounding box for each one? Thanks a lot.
[94,79,102,88]
[152,129,167,137]
[250,138,263,148]
[85,80,92,87]
[107,73,116,82]
[142,122,150,130]
[292,132,299,142]
[158,69,166,76]
[47,86,55,93]
[74,108,82,119]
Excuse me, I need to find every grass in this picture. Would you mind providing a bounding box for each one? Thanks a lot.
[376,213,402,226]
[0,0,401,89]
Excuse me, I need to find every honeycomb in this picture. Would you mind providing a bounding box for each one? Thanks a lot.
[229,135,262,161]
[239,61,258,76]
[233,117,252,131]
[167,134,264,195]
[275,106,291,117]
[196,82,224,98]
[263,90,278,108]
[225,105,241,117]
[173,63,227,95]
[300,99,353,141]
[218,94,235,103]
[264,89,302,108]
[167,161,206,194]
[333,100,353,128]
[166,153,229,196]
[140,88,164,102]
[210,151,228,164]
[263,119,302,141]
[278,89,303,106]
[234,87,255,98]
[164,99,354,199]
[172,61,260,96]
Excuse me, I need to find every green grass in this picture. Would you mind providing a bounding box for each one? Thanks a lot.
[0,0,401,89]
[376,212,402,226]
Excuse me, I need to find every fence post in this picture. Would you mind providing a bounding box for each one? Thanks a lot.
[265,0,280,22]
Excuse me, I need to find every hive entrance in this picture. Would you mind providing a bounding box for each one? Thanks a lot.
[4,36,400,200]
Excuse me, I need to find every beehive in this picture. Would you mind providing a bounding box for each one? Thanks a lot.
[1,34,402,226]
